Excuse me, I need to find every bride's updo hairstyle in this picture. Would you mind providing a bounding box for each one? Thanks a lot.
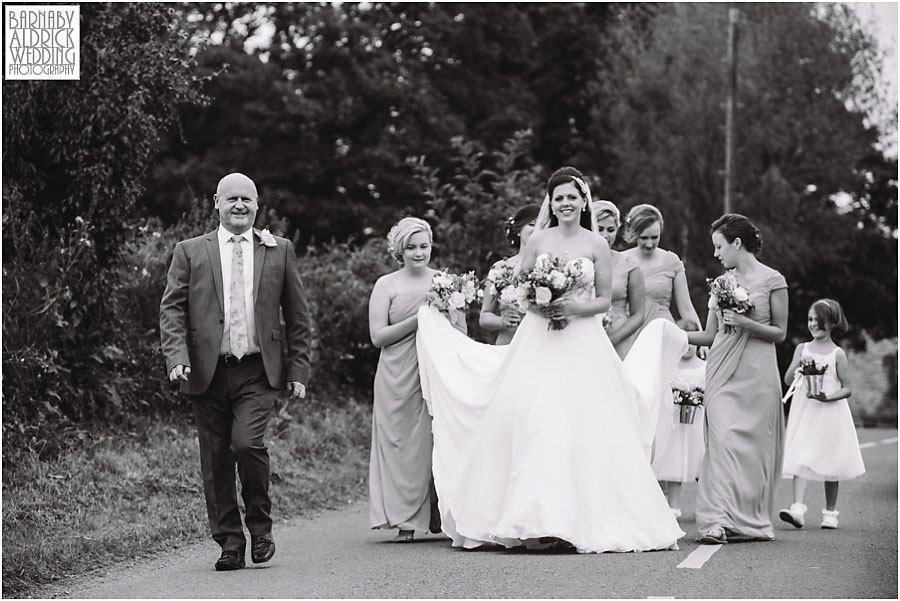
[546,166,594,231]
[623,204,664,244]
[386,216,432,265]
[710,213,763,255]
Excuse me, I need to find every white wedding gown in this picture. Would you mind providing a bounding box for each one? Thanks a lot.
[417,257,687,553]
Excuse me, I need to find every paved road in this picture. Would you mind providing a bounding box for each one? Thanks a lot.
[47,428,897,599]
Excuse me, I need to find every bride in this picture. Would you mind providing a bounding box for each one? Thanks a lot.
[416,167,687,553]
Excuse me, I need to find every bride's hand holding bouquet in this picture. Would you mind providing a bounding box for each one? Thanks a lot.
[514,255,587,331]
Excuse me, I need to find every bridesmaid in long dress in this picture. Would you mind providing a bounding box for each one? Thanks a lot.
[367,217,440,542]
[623,204,702,331]
[479,204,541,345]
[686,214,788,544]
[592,200,647,358]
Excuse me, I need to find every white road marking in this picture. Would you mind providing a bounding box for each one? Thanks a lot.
[859,442,878,449]
[879,437,898,445]
[677,544,723,569]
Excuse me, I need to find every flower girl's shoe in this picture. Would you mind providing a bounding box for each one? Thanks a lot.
[821,509,839,529]
[778,503,807,528]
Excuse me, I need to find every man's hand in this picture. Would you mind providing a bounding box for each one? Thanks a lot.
[169,365,191,382]
[288,382,306,400]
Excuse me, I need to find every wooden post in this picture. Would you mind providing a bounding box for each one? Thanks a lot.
[724,8,739,214]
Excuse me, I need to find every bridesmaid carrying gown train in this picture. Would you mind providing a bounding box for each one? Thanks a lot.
[367,217,442,542]
[592,200,647,359]
[622,204,702,331]
[686,214,789,544]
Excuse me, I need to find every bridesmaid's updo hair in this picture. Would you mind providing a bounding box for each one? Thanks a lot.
[710,213,763,254]
[505,203,542,248]
[592,200,620,226]
[623,204,664,243]
[545,166,594,231]
[386,216,432,265]
[810,298,849,335]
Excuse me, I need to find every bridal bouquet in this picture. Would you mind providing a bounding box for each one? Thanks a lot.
[707,270,753,335]
[484,259,520,308]
[426,270,482,313]
[672,371,705,424]
[513,255,587,331]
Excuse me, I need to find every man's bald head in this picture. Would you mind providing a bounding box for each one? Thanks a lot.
[214,173,259,234]
[216,173,258,199]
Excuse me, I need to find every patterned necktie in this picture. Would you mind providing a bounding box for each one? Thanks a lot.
[229,235,249,359]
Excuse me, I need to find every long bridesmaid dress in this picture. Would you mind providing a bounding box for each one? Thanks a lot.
[695,267,787,540]
[369,289,434,533]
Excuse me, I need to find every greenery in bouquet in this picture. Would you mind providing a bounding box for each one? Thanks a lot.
[672,371,705,406]
[798,357,828,376]
[513,254,587,331]
[425,269,482,313]
[707,270,754,335]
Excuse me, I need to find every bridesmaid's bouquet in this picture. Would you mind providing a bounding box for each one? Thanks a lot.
[514,255,586,331]
[484,259,520,308]
[426,270,482,313]
[707,270,753,335]
[672,371,705,424]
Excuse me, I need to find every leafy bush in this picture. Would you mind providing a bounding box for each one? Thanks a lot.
[299,239,396,400]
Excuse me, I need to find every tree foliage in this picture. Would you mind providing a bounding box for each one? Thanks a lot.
[2,4,207,442]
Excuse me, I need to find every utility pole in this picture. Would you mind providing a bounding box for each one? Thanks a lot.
[724,8,739,214]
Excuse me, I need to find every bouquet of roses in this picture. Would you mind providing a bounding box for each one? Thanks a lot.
[671,371,705,407]
[426,269,482,314]
[484,259,520,308]
[513,254,587,331]
[707,270,753,335]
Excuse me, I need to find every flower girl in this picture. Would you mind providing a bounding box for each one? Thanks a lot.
[651,320,706,519]
[779,299,865,529]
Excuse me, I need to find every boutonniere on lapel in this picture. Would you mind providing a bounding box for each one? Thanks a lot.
[257,228,277,248]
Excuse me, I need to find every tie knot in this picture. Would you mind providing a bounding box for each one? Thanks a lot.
[230,235,244,244]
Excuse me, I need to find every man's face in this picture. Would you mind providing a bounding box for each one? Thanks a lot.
[215,177,258,234]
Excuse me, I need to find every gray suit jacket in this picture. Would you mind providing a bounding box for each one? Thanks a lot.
[159,229,312,395]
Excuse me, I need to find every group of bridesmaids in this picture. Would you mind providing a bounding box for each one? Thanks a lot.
[366,177,791,546]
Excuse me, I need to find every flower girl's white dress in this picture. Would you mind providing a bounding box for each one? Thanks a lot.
[782,344,865,481]
[416,256,686,553]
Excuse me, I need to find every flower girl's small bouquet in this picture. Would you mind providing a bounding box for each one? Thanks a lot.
[484,259,520,308]
[513,255,587,331]
[671,371,705,424]
[798,357,827,396]
[707,270,753,335]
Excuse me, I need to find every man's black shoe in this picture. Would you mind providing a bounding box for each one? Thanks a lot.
[251,534,275,564]
[215,549,245,571]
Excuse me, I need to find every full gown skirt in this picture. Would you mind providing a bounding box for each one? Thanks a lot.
[417,257,687,553]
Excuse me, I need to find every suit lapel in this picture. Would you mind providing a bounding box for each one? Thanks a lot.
[204,232,225,313]
[253,230,266,304]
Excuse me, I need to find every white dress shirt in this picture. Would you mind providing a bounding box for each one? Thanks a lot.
[217,225,259,356]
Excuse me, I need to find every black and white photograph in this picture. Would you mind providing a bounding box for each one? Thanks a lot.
[2,2,897,598]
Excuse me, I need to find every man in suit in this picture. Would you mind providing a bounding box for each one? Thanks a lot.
[160,172,312,571]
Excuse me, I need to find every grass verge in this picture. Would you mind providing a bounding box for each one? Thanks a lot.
[2,398,372,598]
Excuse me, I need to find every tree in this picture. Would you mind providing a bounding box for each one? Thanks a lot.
[2,4,207,434]
[591,3,896,348]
